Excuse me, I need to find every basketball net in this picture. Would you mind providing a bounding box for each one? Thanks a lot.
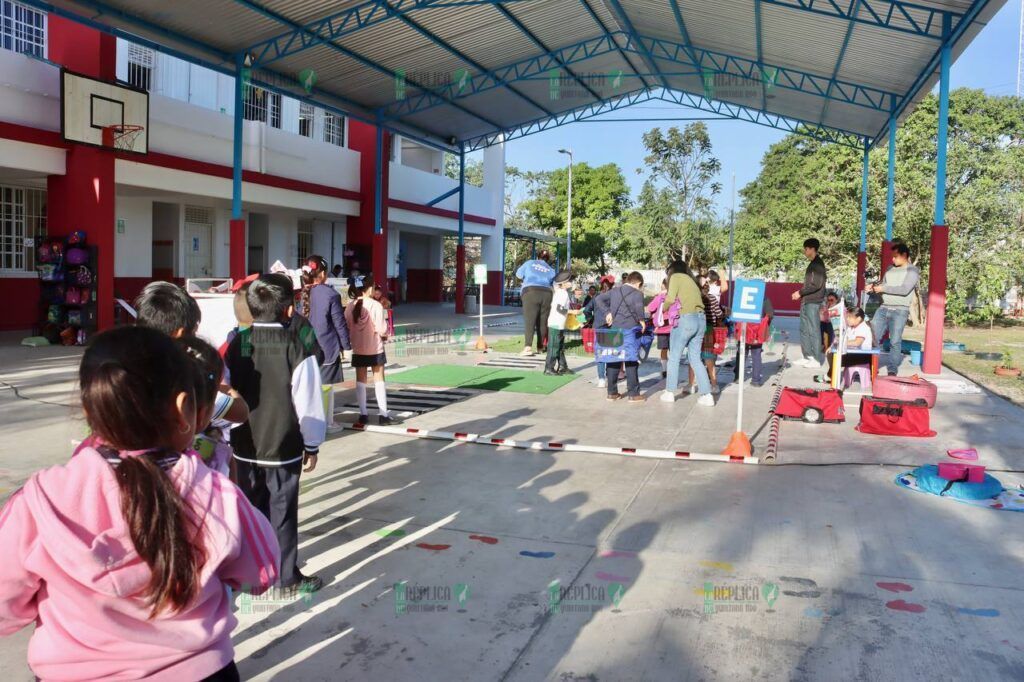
[102,124,144,151]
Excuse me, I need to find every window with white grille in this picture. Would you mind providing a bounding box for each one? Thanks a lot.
[298,103,314,138]
[296,222,313,263]
[0,185,46,273]
[126,43,154,91]
[323,112,344,146]
[1,0,45,57]
[243,85,282,129]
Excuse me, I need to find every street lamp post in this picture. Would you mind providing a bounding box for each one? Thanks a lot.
[558,148,573,269]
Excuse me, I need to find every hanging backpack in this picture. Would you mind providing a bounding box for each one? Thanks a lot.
[72,266,93,286]
[856,397,935,438]
[67,230,86,245]
[66,247,89,265]
[65,287,82,305]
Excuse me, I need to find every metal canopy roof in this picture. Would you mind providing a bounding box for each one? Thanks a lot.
[36,0,1005,151]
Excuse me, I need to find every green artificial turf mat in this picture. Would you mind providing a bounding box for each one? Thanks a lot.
[459,368,577,394]
[389,364,500,387]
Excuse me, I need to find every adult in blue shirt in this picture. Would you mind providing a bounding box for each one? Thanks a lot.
[515,249,557,356]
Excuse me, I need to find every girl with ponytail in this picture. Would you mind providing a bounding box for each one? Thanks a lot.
[344,274,396,425]
[0,326,279,681]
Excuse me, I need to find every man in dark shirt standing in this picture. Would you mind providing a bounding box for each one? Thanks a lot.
[791,238,827,368]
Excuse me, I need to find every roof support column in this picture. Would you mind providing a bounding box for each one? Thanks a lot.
[881,112,897,279]
[374,124,384,235]
[230,52,246,282]
[922,16,953,375]
[856,138,869,300]
[455,144,467,314]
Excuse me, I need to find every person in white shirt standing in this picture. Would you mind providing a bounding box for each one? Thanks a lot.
[544,271,574,376]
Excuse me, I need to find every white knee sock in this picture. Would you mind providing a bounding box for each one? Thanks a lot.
[356,382,368,415]
[374,381,389,418]
[660,358,668,372]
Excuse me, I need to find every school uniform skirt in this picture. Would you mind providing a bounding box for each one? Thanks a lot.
[352,351,388,368]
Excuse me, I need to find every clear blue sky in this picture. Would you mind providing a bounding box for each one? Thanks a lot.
[504,1,1021,216]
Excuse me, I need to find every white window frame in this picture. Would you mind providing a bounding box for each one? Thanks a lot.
[1,0,46,58]
[125,43,154,91]
[296,221,313,263]
[243,85,282,129]
[322,111,344,147]
[0,185,46,274]
[298,102,314,138]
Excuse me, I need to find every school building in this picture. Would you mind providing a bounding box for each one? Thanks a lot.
[0,2,506,331]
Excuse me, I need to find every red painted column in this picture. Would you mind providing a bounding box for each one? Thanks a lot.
[454,244,466,313]
[46,16,117,331]
[879,240,893,282]
[921,225,949,374]
[855,251,867,301]
[230,219,246,281]
[346,120,390,284]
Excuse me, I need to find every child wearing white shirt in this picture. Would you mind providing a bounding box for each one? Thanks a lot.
[819,307,874,383]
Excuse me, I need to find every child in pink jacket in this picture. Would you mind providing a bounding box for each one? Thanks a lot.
[647,278,681,378]
[0,326,280,681]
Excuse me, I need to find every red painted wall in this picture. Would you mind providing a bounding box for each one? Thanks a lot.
[405,269,443,303]
[1,279,43,331]
[763,282,802,316]
[484,271,503,305]
[346,120,390,282]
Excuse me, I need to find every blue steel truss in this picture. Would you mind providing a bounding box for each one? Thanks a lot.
[380,31,899,121]
[249,0,532,67]
[758,0,962,40]
[462,87,865,152]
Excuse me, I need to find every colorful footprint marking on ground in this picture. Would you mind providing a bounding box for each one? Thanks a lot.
[415,543,451,551]
[876,582,913,593]
[375,529,406,538]
[469,535,499,545]
[519,550,555,559]
[886,599,926,613]
[957,607,999,617]
[700,560,734,572]
[595,571,631,582]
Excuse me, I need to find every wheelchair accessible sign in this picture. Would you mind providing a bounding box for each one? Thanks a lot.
[731,278,766,323]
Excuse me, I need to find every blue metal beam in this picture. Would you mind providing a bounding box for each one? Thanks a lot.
[494,4,603,102]
[232,0,504,130]
[248,0,533,66]
[458,144,466,245]
[633,35,896,112]
[232,53,245,220]
[758,0,961,40]
[885,112,896,240]
[604,0,673,90]
[859,138,869,252]
[667,0,702,68]
[934,23,952,227]
[427,186,461,207]
[754,0,767,112]
[375,124,384,235]
[818,0,862,128]
[576,0,651,90]
[379,33,622,120]
[869,0,990,146]
[389,9,555,117]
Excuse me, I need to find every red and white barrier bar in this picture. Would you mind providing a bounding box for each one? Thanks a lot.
[344,423,758,464]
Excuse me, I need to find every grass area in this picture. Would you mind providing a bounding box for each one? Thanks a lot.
[389,364,576,394]
[903,319,1024,405]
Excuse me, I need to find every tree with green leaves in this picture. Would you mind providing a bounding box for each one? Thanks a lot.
[443,153,484,187]
[734,88,1024,324]
[619,123,726,268]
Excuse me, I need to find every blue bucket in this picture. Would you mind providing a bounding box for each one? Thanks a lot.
[909,349,922,365]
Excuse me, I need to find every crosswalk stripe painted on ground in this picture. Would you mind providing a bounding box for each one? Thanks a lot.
[478,355,547,369]
[340,388,470,416]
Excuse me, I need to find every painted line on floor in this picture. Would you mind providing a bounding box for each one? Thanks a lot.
[343,422,758,464]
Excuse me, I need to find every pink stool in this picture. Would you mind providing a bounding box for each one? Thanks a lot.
[842,365,872,390]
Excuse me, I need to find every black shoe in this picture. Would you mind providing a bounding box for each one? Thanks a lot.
[356,414,368,426]
[661,371,667,379]
[543,368,559,376]
[751,379,765,387]
[557,366,574,375]
[279,572,324,596]
[378,414,400,426]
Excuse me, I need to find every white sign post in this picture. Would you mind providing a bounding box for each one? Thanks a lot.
[724,279,766,457]
[473,264,488,351]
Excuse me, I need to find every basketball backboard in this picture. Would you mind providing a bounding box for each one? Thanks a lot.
[61,70,149,154]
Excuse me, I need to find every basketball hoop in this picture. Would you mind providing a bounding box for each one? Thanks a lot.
[102,124,145,151]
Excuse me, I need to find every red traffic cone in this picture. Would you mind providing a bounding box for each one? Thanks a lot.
[721,431,752,458]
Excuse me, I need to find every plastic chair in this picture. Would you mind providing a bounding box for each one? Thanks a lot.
[842,364,872,390]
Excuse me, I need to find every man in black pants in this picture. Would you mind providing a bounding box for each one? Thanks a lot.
[515,249,557,356]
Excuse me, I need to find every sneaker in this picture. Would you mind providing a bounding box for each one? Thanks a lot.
[597,378,607,388]
[606,393,623,402]
[661,371,667,379]
[627,395,645,404]
[710,383,721,395]
[520,347,535,357]
[659,390,675,403]
[557,367,575,375]
[543,368,559,376]
[279,572,324,596]
[326,422,346,434]
[378,414,400,426]
[697,394,715,407]
[689,384,698,395]
[356,414,369,426]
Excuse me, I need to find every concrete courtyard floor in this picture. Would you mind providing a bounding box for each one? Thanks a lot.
[1,315,1023,681]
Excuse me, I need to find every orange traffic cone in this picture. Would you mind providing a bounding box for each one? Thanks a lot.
[474,335,489,352]
[721,431,752,458]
